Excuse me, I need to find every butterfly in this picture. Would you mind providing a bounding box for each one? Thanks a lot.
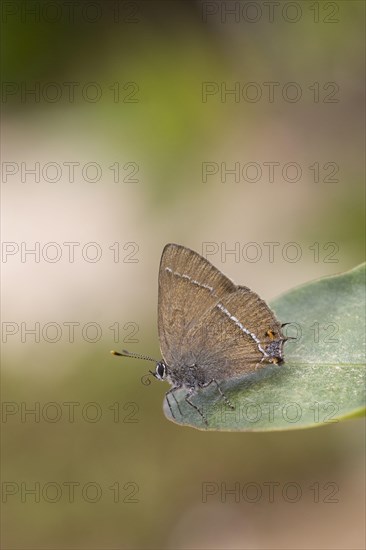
[112,243,287,425]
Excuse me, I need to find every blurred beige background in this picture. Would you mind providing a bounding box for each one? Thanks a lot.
[1,1,365,549]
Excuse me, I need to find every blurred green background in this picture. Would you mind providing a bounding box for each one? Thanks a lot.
[1,1,365,548]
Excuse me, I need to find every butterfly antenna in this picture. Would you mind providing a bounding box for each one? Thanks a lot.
[110,349,158,363]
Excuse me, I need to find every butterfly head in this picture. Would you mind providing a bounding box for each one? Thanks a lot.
[111,349,169,383]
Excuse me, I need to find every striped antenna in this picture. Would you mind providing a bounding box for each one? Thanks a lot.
[110,349,158,363]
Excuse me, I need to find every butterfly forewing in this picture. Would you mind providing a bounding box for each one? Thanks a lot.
[158,243,235,366]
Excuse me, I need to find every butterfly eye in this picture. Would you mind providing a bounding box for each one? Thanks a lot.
[156,362,166,379]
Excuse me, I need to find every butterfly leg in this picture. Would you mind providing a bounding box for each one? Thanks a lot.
[202,379,235,410]
[165,386,182,419]
[185,387,208,426]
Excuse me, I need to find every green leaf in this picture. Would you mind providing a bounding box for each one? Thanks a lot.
[163,263,366,431]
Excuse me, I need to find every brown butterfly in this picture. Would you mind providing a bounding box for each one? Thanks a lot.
[112,243,287,425]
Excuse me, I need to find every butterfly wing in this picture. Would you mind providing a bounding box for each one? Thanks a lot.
[183,285,285,380]
[158,244,285,380]
[158,243,236,366]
